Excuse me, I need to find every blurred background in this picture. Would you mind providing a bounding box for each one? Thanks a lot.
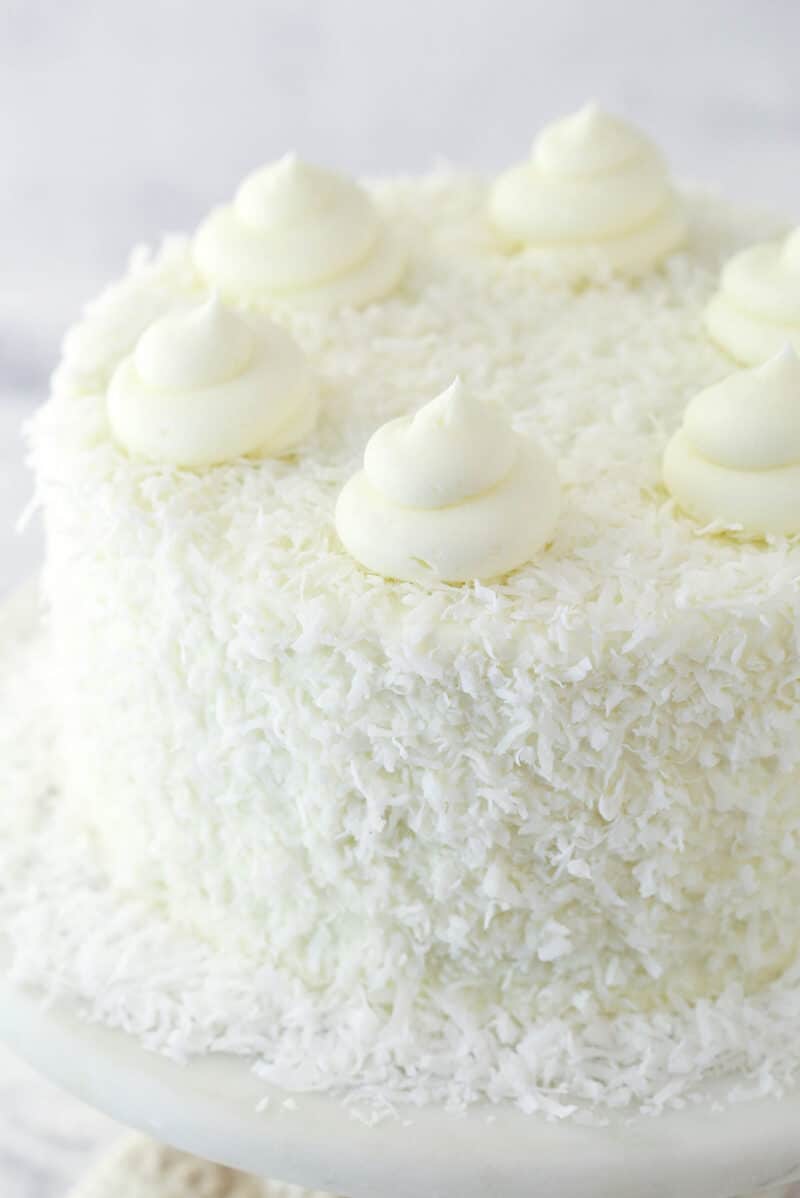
[1,0,799,1192]
[3,0,800,410]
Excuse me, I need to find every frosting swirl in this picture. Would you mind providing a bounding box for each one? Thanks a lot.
[336,378,561,582]
[663,345,800,536]
[704,228,800,364]
[489,104,686,278]
[193,154,405,309]
[108,294,318,467]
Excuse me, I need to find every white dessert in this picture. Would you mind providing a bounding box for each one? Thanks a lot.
[17,122,800,1119]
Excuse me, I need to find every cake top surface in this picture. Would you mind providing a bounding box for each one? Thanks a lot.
[42,172,797,650]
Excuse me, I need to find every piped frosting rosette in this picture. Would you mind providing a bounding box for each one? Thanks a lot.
[336,378,561,583]
[108,294,318,467]
[704,228,800,365]
[489,104,686,280]
[193,154,406,310]
[663,345,800,537]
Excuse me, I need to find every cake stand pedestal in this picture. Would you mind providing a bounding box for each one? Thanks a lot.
[3,978,800,1198]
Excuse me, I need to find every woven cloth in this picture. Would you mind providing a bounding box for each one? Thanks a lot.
[66,1134,337,1198]
[64,1133,800,1197]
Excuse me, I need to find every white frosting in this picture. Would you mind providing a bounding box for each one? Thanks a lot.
[663,345,800,535]
[704,228,800,364]
[108,295,317,466]
[193,154,405,308]
[336,379,560,582]
[489,104,686,277]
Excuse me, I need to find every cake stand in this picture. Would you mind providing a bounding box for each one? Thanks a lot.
[3,594,800,1197]
[3,973,800,1197]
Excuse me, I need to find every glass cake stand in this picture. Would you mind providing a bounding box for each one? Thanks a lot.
[1,977,800,1198]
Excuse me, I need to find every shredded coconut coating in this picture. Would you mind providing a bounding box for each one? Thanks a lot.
[14,175,800,1118]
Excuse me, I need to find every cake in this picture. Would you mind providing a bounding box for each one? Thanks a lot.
[7,105,800,1120]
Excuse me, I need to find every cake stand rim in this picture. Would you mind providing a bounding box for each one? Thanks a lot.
[4,950,800,1197]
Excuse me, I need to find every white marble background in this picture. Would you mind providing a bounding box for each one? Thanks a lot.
[1,0,800,1192]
